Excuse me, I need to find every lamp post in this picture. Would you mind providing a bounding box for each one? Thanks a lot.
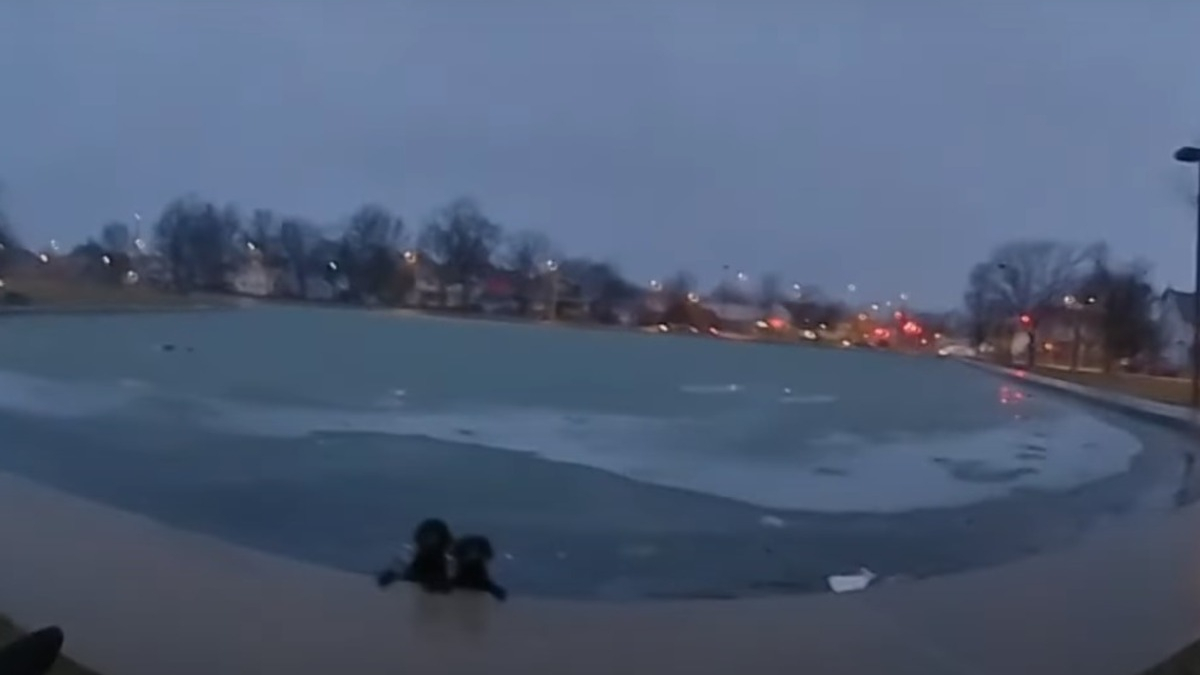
[1174,146,1200,408]
[544,259,559,321]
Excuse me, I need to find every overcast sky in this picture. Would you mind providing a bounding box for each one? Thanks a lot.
[1,1,1198,307]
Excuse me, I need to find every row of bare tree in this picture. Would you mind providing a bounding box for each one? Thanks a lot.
[964,240,1161,370]
[1,186,857,325]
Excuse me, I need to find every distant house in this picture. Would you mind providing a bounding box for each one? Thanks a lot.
[409,261,446,307]
[273,269,347,302]
[1157,288,1196,371]
[552,275,589,319]
[229,256,278,297]
[702,301,764,333]
[477,270,521,314]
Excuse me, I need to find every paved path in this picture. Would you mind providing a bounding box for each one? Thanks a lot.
[0,468,1198,675]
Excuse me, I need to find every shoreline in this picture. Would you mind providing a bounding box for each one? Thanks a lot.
[0,288,919,358]
[0,303,227,317]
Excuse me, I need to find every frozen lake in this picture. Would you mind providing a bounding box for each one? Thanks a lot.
[0,307,1188,598]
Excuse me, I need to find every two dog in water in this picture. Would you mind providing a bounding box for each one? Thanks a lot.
[376,518,507,601]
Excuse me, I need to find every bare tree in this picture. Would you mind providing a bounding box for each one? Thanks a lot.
[340,205,403,301]
[99,221,132,253]
[708,280,751,304]
[0,182,20,279]
[152,196,242,292]
[1077,260,1160,371]
[280,218,318,298]
[418,198,502,292]
[662,270,696,300]
[758,272,783,309]
[963,239,1106,362]
[503,230,555,314]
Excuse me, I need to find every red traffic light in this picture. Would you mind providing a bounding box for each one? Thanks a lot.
[1019,313,1032,326]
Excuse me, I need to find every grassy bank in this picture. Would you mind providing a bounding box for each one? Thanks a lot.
[0,616,100,675]
[1,276,223,313]
[1027,365,1194,408]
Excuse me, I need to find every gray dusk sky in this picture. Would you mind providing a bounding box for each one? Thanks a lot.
[1,1,1198,307]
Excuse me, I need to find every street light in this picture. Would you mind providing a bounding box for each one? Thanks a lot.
[543,259,560,320]
[1174,145,1200,407]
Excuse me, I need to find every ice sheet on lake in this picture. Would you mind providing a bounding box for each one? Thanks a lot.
[0,367,1144,514]
[205,396,1141,514]
[0,369,140,418]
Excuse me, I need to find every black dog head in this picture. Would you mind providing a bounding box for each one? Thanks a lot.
[400,518,454,592]
[377,518,455,591]
[413,518,453,553]
[451,535,506,601]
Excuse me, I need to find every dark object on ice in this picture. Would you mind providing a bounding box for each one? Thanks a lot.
[377,518,454,593]
[451,535,507,601]
[158,343,195,354]
[0,625,65,675]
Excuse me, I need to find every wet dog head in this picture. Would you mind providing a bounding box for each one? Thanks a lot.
[451,535,494,564]
[451,535,506,601]
[378,518,455,591]
[413,518,453,554]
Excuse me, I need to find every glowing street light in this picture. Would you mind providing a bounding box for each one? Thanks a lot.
[735,271,748,281]
[402,250,418,264]
[544,259,559,272]
[899,292,909,302]
[847,283,857,293]
[649,279,662,291]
